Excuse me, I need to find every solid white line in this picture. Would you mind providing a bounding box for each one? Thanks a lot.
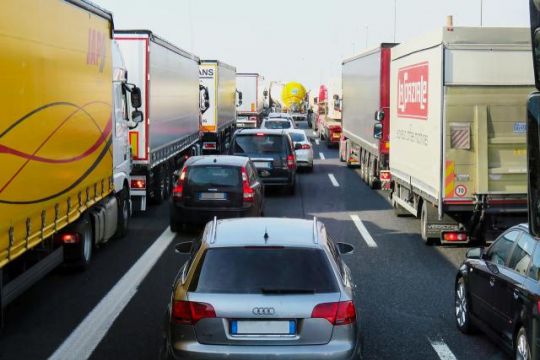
[49,228,176,360]
[350,215,378,248]
[429,339,458,360]
[328,173,339,187]
[319,152,325,160]
[315,139,320,145]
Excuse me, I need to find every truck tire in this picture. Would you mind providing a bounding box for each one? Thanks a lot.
[115,186,130,238]
[150,167,166,204]
[64,214,93,270]
[421,201,438,245]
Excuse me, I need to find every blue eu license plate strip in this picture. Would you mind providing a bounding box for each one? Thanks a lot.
[230,320,296,335]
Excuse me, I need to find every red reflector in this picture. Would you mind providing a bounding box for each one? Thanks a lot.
[312,301,356,325]
[172,301,216,325]
[256,132,265,136]
[173,167,188,200]
[203,142,217,150]
[443,232,468,242]
[131,179,146,189]
[60,233,80,244]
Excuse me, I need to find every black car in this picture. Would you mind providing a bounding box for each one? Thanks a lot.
[455,224,540,359]
[169,156,264,232]
[229,129,297,194]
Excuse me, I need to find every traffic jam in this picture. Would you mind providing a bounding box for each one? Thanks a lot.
[1,1,540,359]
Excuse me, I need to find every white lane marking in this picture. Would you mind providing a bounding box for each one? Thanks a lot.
[328,173,339,187]
[350,214,378,248]
[315,139,320,145]
[319,152,325,160]
[429,338,458,360]
[49,228,176,360]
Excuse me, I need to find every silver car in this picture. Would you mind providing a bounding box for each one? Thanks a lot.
[289,129,314,171]
[161,217,362,360]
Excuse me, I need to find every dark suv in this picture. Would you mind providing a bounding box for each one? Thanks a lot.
[455,224,540,359]
[229,129,297,194]
[169,156,264,232]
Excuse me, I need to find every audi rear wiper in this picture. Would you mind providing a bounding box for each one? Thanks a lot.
[260,288,316,294]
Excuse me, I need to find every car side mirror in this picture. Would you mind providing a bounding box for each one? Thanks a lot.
[294,143,303,150]
[337,242,354,255]
[374,109,384,122]
[175,241,193,254]
[373,123,383,139]
[465,247,483,260]
[130,86,142,109]
[131,110,143,124]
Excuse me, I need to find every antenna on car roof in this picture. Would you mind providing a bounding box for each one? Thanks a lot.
[264,227,269,242]
[312,216,318,244]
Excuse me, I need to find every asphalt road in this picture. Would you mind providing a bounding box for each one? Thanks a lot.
[0,123,508,360]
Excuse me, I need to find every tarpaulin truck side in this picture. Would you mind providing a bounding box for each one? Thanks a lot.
[0,0,140,319]
[236,73,265,128]
[115,31,201,211]
[199,60,237,154]
[389,27,533,244]
[341,43,397,189]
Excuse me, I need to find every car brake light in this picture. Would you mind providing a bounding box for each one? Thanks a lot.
[241,167,254,202]
[301,144,311,150]
[172,167,188,200]
[287,154,295,170]
[256,132,265,136]
[311,301,356,326]
[172,300,216,325]
[249,116,257,121]
[60,232,80,244]
[131,179,146,189]
[443,232,468,242]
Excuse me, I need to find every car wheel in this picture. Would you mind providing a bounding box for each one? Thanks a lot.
[516,327,531,360]
[455,277,474,334]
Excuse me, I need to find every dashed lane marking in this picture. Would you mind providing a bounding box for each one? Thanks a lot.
[350,214,378,248]
[328,173,339,187]
[319,152,325,160]
[49,228,176,360]
[429,338,458,360]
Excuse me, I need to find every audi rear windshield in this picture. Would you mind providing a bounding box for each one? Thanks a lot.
[189,247,338,294]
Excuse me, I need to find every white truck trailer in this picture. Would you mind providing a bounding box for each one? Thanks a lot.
[236,73,266,128]
[199,61,237,154]
[389,27,534,244]
[115,31,202,211]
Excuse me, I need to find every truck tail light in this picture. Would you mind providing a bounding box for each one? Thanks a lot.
[443,232,468,242]
[311,301,356,326]
[287,154,295,170]
[60,232,80,244]
[203,142,217,150]
[172,167,188,200]
[131,179,146,190]
[172,300,216,325]
[380,171,391,181]
[241,167,254,203]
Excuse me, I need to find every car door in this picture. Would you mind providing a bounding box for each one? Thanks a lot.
[467,230,521,330]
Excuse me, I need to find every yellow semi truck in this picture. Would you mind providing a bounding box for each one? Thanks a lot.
[0,0,142,320]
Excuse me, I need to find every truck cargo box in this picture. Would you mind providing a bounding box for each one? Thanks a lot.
[236,73,265,127]
[390,27,534,209]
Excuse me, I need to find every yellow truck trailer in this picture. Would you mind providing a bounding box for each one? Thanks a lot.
[0,0,142,320]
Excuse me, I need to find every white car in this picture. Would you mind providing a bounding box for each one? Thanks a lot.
[288,129,313,171]
[261,118,295,130]
[268,112,293,121]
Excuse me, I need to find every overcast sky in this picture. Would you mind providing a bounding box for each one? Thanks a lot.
[96,0,529,91]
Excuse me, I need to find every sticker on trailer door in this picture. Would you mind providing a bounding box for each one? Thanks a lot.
[455,185,468,198]
[199,64,216,132]
[397,62,429,120]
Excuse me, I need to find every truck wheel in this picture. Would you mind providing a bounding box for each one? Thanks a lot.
[67,214,93,270]
[151,168,166,204]
[115,186,130,238]
[421,201,437,245]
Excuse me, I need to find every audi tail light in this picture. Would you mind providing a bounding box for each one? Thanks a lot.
[172,300,216,325]
[172,167,188,200]
[311,301,356,326]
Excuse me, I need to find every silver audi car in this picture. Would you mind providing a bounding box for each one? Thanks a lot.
[160,217,362,360]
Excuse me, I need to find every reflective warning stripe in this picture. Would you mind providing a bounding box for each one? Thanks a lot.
[129,131,139,159]
[445,160,455,198]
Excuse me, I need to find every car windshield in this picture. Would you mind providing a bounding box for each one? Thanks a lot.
[233,134,286,154]
[187,166,240,187]
[189,247,338,294]
[290,133,306,142]
[264,120,291,129]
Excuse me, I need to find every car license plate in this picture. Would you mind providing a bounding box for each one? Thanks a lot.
[253,162,271,169]
[199,192,227,200]
[231,320,296,335]
[333,133,341,139]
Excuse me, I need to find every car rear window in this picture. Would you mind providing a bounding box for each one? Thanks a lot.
[264,120,291,129]
[233,134,286,154]
[189,247,338,294]
[187,166,240,187]
[290,133,306,142]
